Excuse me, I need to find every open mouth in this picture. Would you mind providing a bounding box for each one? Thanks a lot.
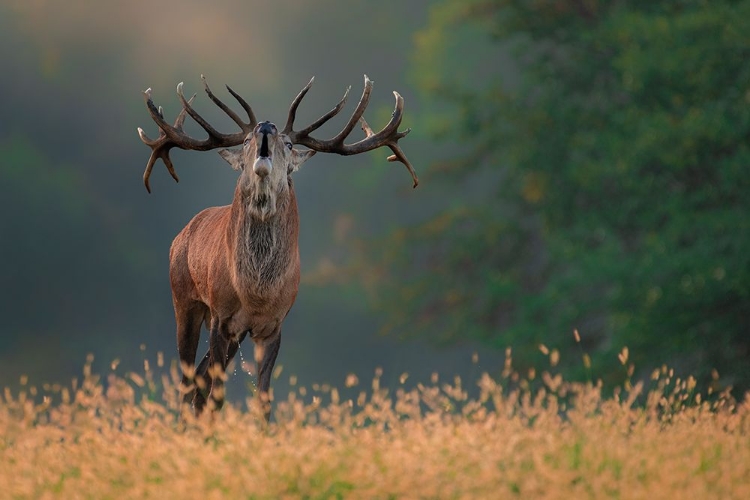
[258,133,270,158]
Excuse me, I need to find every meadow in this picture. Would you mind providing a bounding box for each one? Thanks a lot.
[1,350,748,499]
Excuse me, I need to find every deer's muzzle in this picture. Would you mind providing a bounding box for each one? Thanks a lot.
[253,121,277,178]
[253,156,272,179]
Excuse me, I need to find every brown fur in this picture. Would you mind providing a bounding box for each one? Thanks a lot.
[170,123,310,416]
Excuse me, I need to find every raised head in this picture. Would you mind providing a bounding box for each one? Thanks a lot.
[137,74,418,195]
[217,121,315,220]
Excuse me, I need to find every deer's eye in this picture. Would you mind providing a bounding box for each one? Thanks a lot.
[285,142,293,151]
[243,138,250,147]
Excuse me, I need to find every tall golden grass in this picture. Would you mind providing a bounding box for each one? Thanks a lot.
[1,350,748,499]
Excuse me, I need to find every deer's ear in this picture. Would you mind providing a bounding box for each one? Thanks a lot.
[218,148,244,171]
[288,148,316,174]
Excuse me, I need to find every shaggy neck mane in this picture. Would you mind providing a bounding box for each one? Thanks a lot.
[230,185,294,295]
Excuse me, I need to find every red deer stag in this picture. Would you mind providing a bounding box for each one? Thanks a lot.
[137,75,416,416]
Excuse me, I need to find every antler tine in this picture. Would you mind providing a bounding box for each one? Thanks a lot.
[296,85,351,138]
[142,89,183,143]
[176,82,226,140]
[173,100,192,130]
[142,147,180,194]
[201,75,256,132]
[287,75,418,188]
[387,142,418,188]
[137,77,254,192]
[283,76,315,135]
[139,89,196,192]
[329,75,373,146]
[342,89,405,152]
[225,84,257,128]
[141,150,158,193]
[359,115,418,188]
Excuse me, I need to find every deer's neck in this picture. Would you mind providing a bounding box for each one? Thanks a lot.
[229,184,299,296]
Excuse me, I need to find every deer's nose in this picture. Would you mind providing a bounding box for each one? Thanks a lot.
[256,121,277,136]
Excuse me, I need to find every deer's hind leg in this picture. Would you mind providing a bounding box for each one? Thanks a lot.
[255,329,281,421]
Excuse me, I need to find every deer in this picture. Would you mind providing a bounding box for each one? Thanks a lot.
[137,75,417,417]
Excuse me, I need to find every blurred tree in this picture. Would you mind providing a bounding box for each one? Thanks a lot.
[0,136,155,381]
[367,0,750,391]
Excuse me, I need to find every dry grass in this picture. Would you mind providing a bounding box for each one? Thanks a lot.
[1,353,748,500]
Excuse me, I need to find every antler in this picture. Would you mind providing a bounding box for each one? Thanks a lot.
[137,75,257,192]
[284,75,418,188]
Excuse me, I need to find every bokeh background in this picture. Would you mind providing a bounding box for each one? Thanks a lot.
[1,0,748,399]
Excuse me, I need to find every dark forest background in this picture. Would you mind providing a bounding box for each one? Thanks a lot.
[1,0,747,399]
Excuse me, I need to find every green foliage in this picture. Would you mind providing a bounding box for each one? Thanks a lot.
[373,0,750,391]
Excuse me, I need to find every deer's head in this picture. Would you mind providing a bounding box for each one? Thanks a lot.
[218,121,315,220]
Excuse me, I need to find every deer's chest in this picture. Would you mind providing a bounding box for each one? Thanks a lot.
[232,220,298,308]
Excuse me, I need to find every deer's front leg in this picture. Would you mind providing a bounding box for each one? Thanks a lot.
[254,331,281,421]
[193,330,248,412]
[207,318,231,411]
